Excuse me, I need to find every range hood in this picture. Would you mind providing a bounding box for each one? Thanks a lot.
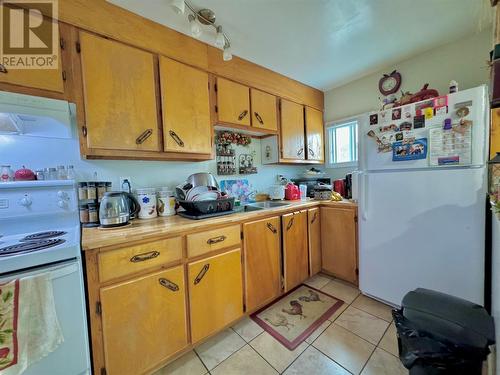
[0,90,74,139]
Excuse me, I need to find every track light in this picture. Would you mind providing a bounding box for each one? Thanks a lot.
[170,0,185,15]
[223,44,232,61]
[215,26,225,48]
[188,14,202,37]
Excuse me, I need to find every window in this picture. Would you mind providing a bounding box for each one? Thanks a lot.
[326,120,358,167]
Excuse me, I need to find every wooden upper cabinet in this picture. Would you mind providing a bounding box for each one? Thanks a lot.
[216,77,250,126]
[280,99,305,160]
[282,211,309,291]
[250,88,278,132]
[491,108,500,159]
[100,266,188,375]
[0,19,64,93]
[308,208,321,276]
[321,207,358,284]
[188,249,243,343]
[79,32,159,151]
[160,56,212,154]
[243,217,281,311]
[305,106,325,162]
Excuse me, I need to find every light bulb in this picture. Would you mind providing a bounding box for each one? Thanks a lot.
[223,45,232,61]
[188,14,202,37]
[215,26,225,48]
[170,0,185,14]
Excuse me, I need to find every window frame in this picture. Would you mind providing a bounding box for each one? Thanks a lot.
[325,116,359,169]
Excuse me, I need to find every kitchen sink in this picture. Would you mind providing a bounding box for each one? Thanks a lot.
[246,201,291,209]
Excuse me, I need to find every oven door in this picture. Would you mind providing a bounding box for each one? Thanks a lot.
[0,259,90,375]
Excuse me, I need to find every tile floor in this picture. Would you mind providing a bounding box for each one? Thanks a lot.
[155,273,407,375]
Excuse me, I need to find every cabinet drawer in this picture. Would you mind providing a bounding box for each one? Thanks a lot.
[187,225,240,258]
[98,237,182,282]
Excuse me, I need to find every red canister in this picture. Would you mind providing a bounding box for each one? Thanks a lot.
[284,183,300,200]
[333,179,346,197]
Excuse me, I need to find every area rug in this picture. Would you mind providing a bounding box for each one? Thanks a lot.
[250,284,344,350]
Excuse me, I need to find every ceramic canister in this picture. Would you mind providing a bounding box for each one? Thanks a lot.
[157,188,176,217]
[135,188,157,219]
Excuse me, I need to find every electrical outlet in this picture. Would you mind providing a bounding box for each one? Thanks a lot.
[119,177,132,192]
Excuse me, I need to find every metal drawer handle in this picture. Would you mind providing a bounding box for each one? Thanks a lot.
[238,110,248,121]
[194,264,210,285]
[169,130,185,147]
[254,112,264,125]
[136,128,153,144]
[267,222,277,234]
[286,217,294,231]
[130,250,160,263]
[308,148,315,157]
[159,278,179,292]
[0,64,8,73]
[207,235,226,245]
[297,147,304,156]
[311,212,318,224]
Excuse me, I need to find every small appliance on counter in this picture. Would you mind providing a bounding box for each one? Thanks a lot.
[333,179,346,197]
[269,184,285,200]
[291,176,331,198]
[344,173,353,199]
[313,183,333,200]
[99,191,140,228]
[284,182,300,200]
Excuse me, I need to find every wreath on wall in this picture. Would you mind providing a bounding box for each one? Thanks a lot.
[215,131,251,146]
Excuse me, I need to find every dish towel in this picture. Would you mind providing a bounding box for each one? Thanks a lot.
[0,273,64,375]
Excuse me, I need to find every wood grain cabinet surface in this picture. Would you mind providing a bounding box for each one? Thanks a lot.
[491,108,500,159]
[280,99,306,160]
[243,216,281,311]
[321,207,358,284]
[308,207,321,276]
[216,77,251,126]
[79,31,160,152]
[250,88,278,132]
[188,248,244,343]
[305,106,325,162]
[282,210,309,291]
[100,266,188,375]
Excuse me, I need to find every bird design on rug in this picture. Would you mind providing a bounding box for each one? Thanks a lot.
[282,300,306,319]
[264,313,294,330]
[298,289,324,303]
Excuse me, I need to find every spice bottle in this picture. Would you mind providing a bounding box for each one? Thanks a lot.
[88,203,98,223]
[78,182,88,200]
[87,182,97,200]
[97,182,107,202]
[79,204,89,223]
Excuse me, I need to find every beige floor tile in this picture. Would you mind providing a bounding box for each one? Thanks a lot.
[304,274,332,290]
[305,319,332,344]
[321,279,360,304]
[211,345,278,375]
[361,348,407,375]
[232,316,264,342]
[153,351,207,375]
[335,306,390,345]
[195,329,246,370]
[249,331,309,373]
[283,346,350,375]
[352,295,394,322]
[328,302,348,322]
[313,323,375,374]
[379,322,399,357]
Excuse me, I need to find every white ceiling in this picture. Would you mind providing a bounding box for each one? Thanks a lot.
[108,0,493,91]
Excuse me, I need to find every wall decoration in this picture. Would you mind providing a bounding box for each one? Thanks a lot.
[394,91,414,107]
[410,84,439,103]
[399,122,413,131]
[239,154,257,174]
[370,114,378,125]
[367,130,392,153]
[379,124,398,133]
[429,127,472,166]
[216,131,251,146]
[392,108,401,120]
[423,107,434,120]
[402,105,413,119]
[392,138,427,161]
[413,115,425,129]
[379,70,402,96]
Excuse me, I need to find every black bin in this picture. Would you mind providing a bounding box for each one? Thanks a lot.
[393,288,495,375]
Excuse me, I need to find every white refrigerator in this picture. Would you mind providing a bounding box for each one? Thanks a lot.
[355,85,489,307]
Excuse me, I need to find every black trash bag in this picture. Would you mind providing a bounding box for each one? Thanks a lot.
[392,309,490,373]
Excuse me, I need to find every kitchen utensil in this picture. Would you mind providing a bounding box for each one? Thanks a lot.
[333,179,346,197]
[186,172,219,189]
[269,184,285,200]
[178,196,235,215]
[285,182,300,200]
[99,191,140,227]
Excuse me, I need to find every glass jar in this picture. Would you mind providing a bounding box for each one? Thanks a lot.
[88,203,98,223]
[48,167,57,180]
[78,182,88,200]
[66,165,76,180]
[35,170,45,180]
[87,182,97,200]
[106,182,112,192]
[79,204,89,223]
[97,182,107,202]
[57,165,66,180]
[1,165,12,182]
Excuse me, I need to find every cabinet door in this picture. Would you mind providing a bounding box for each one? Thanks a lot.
[0,18,64,93]
[280,99,305,160]
[100,266,188,375]
[305,107,324,162]
[321,207,358,284]
[243,217,281,311]
[251,88,278,131]
[160,57,212,154]
[188,249,243,343]
[79,32,159,151]
[308,208,321,276]
[282,211,309,291]
[491,108,500,159]
[217,78,250,126]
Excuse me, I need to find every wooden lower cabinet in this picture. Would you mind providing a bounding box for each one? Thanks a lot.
[188,248,244,343]
[282,211,309,291]
[308,208,321,275]
[320,206,358,284]
[243,216,281,311]
[100,266,188,375]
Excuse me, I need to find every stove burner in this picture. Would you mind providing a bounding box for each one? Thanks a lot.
[20,231,66,242]
[0,239,66,257]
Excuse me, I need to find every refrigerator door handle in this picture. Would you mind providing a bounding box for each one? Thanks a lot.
[362,173,368,221]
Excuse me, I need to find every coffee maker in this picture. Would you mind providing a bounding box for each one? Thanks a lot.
[344,173,353,199]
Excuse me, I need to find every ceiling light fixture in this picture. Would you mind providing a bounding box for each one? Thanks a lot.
[170,1,232,62]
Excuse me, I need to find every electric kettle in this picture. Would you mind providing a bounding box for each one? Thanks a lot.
[99,192,140,228]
